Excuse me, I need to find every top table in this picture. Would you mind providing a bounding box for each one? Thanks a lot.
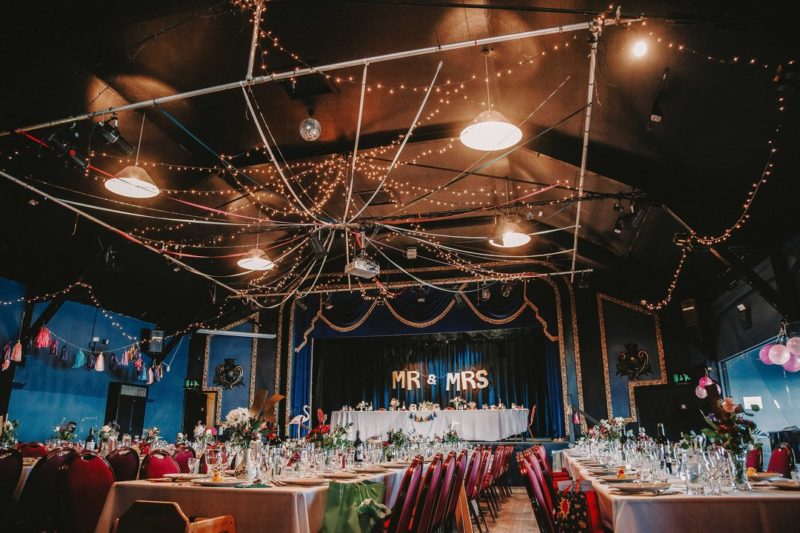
[561,450,800,533]
[330,409,528,441]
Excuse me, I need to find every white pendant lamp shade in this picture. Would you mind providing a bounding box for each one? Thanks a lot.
[237,248,275,271]
[489,218,531,248]
[460,110,522,151]
[105,166,160,198]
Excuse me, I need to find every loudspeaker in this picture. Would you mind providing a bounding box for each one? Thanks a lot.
[105,383,148,436]
[142,329,164,354]
[681,298,700,328]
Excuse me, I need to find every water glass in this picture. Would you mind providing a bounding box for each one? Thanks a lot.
[187,457,200,474]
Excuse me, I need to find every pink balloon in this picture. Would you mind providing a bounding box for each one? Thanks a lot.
[783,355,800,373]
[695,385,708,399]
[698,376,713,387]
[769,344,792,365]
[759,344,774,365]
[787,337,800,357]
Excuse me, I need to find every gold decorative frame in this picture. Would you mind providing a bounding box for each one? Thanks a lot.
[275,303,285,422]
[202,313,260,425]
[565,282,587,433]
[597,293,666,423]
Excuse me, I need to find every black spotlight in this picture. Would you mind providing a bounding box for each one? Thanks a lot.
[46,127,88,169]
[323,295,334,310]
[96,116,134,155]
[453,291,465,308]
[295,298,308,312]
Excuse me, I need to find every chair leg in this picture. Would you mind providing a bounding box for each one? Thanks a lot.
[468,499,484,533]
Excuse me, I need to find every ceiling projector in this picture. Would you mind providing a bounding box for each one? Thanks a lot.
[345,256,380,279]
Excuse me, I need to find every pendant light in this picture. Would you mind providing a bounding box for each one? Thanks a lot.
[104,114,160,198]
[238,216,274,271]
[489,216,531,248]
[460,50,522,151]
[237,247,275,271]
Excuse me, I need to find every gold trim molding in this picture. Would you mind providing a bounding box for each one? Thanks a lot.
[597,293,666,423]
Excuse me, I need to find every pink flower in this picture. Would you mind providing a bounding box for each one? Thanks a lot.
[721,397,737,414]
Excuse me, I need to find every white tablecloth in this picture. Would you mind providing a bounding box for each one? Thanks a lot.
[94,470,405,533]
[331,409,528,441]
[562,452,800,533]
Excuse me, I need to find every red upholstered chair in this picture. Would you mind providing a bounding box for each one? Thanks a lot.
[410,453,443,533]
[140,449,180,479]
[746,446,763,472]
[386,456,424,533]
[14,447,77,531]
[464,449,490,531]
[173,446,196,474]
[0,448,23,518]
[534,445,570,482]
[525,450,555,515]
[19,441,49,458]
[430,451,458,531]
[518,453,555,533]
[441,450,469,529]
[58,451,116,533]
[767,444,795,477]
[107,447,141,481]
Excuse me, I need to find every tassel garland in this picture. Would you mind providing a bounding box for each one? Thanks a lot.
[11,340,22,362]
[34,326,51,349]
[72,349,86,369]
[94,352,105,372]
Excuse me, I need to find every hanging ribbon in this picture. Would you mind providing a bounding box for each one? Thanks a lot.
[94,352,105,372]
[73,349,86,369]
[10,340,22,362]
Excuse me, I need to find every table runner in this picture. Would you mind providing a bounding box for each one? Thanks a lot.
[561,452,800,532]
[331,409,528,441]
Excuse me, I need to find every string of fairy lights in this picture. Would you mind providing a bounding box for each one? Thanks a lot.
[0,7,794,319]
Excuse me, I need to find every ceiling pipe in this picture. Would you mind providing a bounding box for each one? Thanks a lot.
[1,17,636,137]
[569,17,602,282]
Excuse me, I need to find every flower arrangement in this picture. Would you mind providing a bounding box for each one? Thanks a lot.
[306,422,351,450]
[467,401,477,410]
[193,422,217,446]
[142,426,160,445]
[595,417,627,442]
[0,419,19,447]
[701,396,759,455]
[441,423,460,445]
[54,420,77,442]
[222,407,266,449]
[356,400,372,411]
[449,396,467,410]
[418,401,436,411]
[385,428,409,449]
[98,421,119,442]
[389,398,399,411]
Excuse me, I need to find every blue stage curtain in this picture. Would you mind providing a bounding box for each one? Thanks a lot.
[312,328,564,437]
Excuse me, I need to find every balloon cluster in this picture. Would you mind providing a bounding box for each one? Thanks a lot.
[695,375,721,399]
[758,337,800,373]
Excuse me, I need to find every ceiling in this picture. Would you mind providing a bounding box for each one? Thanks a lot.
[0,0,798,330]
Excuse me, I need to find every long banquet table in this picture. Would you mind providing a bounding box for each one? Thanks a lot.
[95,469,406,533]
[561,451,800,532]
[331,408,527,441]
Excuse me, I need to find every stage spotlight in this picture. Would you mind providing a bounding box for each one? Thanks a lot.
[295,298,308,312]
[46,128,88,169]
[416,286,426,303]
[480,285,491,302]
[613,217,624,235]
[310,233,327,260]
[323,295,334,310]
[405,246,417,260]
[96,116,134,155]
[454,291,465,308]
[633,40,648,58]
[501,282,512,298]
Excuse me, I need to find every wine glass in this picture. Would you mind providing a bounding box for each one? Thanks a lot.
[187,457,200,474]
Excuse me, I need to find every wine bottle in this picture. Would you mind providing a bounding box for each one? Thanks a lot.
[354,430,364,462]
[85,427,96,451]
[655,423,668,446]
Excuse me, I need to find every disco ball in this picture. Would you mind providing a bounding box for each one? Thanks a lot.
[299,117,321,141]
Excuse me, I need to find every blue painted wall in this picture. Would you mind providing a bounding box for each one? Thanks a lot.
[0,277,188,442]
[205,321,255,422]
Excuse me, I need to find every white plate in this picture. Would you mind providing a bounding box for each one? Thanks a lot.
[359,467,389,474]
[771,480,800,491]
[281,478,328,486]
[748,472,783,481]
[323,472,360,480]
[191,478,242,487]
[614,482,671,493]
[164,473,206,479]
[598,474,639,483]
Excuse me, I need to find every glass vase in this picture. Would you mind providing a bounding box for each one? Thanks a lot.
[733,452,752,491]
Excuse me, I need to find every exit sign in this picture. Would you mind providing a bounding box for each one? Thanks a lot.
[672,373,691,384]
[184,379,201,389]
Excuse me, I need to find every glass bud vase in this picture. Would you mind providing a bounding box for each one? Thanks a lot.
[734,452,752,491]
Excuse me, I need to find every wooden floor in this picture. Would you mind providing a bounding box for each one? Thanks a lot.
[484,487,539,533]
